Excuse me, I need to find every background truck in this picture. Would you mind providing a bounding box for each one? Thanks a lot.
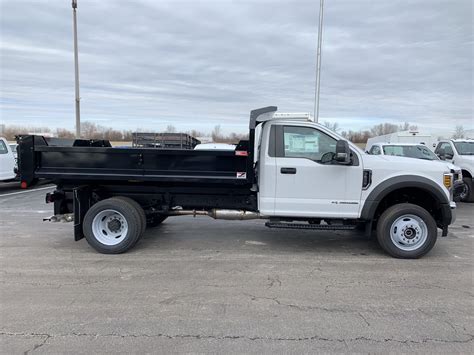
[17,107,457,258]
[435,139,474,202]
[0,137,17,182]
[365,131,436,150]
[367,142,440,160]
[132,132,200,149]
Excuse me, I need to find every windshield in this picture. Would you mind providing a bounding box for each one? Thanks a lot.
[0,140,8,154]
[454,142,474,155]
[383,145,438,160]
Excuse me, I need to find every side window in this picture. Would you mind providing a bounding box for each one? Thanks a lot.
[0,140,8,155]
[436,142,453,155]
[281,126,337,161]
[383,146,404,156]
[443,143,454,155]
[421,147,434,158]
[370,146,381,155]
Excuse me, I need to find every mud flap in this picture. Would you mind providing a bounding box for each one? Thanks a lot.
[442,226,448,237]
[73,186,91,241]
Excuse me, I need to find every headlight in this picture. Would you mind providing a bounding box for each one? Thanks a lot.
[443,173,452,189]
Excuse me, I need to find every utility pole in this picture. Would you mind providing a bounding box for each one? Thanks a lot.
[313,0,324,123]
[72,0,81,138]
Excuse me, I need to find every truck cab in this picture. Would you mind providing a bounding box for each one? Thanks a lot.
[257,117,363,218]
[254,113,456,225]
[435,139,474,202]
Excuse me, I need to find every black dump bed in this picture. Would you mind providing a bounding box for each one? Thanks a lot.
[16,107,278,190]
[17,135,252,188]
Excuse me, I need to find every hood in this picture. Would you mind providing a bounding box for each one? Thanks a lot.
[452,155,474,175]
[454,155,474,162]
[432,160,460,171]
[362,154,453,173]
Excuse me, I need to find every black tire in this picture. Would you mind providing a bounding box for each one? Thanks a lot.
[376,203,437,259]
[113,196,146,235]
[147,215,168,228]
[460,177,474,202]
[83,197,144,254]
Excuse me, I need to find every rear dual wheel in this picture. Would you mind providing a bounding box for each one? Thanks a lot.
[83,197,146,254]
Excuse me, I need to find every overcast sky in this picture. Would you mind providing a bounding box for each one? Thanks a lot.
[0,0,472,134]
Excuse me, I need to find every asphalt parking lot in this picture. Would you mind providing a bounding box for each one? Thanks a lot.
[1,185,473,354]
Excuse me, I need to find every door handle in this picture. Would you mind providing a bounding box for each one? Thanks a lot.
[280,167,297,174]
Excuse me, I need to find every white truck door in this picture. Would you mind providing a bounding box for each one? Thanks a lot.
[271,125,362,218]
[0,138,16,181]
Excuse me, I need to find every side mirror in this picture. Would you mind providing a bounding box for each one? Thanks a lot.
[335,140,351,164]
[437,148,446,160]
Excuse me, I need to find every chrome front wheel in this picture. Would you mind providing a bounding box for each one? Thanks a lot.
[376,203,437,258]
[389,214,428,251]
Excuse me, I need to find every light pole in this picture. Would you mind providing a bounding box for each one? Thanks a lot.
[313,0,324,123]
[72,0,81,138]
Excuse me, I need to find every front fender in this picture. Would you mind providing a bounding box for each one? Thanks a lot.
[360,175,451,224]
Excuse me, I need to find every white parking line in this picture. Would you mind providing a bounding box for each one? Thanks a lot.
[0,185,54,197]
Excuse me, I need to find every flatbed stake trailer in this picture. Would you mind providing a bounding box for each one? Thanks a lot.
[17,107,456,258]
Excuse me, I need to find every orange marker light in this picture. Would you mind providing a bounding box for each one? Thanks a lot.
[443,175,452,189]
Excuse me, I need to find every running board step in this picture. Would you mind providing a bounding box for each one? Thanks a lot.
[265,222,356,230]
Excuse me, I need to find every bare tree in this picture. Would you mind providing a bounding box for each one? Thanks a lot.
[212,125,223,142]
[452,125,465,139]
[81,121,99,139]
[189,129,204,138]
[399,122,418,132]
[370,123,398,136]
[122,130,133,141]
[3,125,52,140]
[341,130,371,143]
[399,122,410,131]
[56,128,75,138]
[323,121,339,132]
[165,125,176,133]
